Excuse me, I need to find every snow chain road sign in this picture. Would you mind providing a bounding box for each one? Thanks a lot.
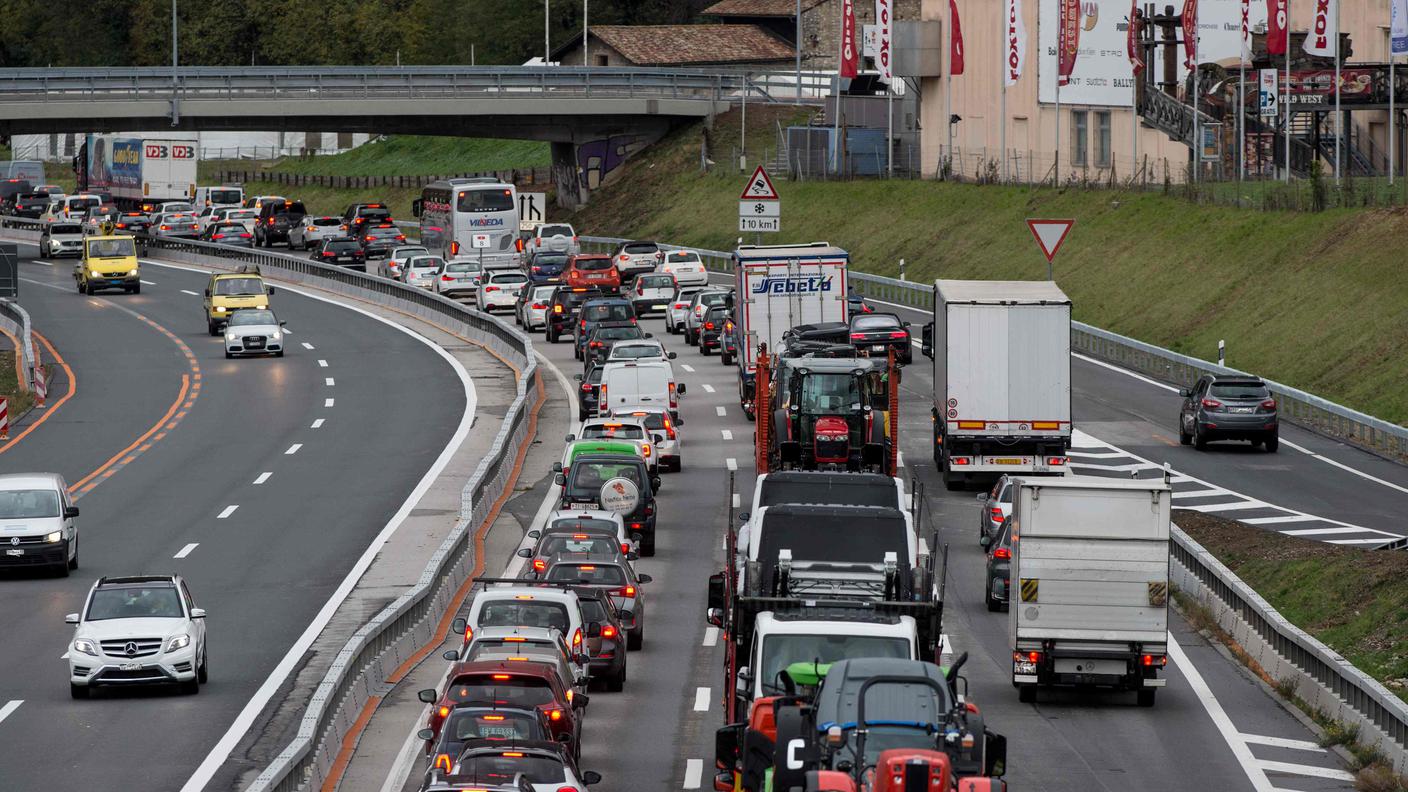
[739,166,780,233]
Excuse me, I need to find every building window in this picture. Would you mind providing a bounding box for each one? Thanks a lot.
[595,54,608,67]
[1071,111,1088,167]
[1095,111,1112,167]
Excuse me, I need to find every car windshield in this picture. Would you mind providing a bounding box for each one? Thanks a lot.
[478,601,570,634]
[539,224,573,237]
[164,203,194,213]
[446,262,479,274]
[394,247,428,259]
[311,217,341,227]
[799,373,861,414]
[533,254,569,267]
[584,366,603,384]
[227,210,256,220]
[582,423,646,440]
[666,252,700,263]
[86,586,184,620]
[410,257,445,271]
[538,535,620,557]
[0,488,60,518]
[50,224,81,235]
[594,327,642,342]
[454,755,566,785]
[214,278,265,296]
[358,209,392,223]
[456,188,515,212]
[531,287,557,300]
[446,677,554,707]
[446,709,544,742]
[565,461,643,500]
[623,243,658,254]
[326,240,360,252]
[211,224,247,235]
[626,411,668,431]
[229,310,276,327]
[546,564,627,586]
[853,315,901,330]
[639,275,675,288]
[161,214,193,224]
[548,517,617,533]
[87,238,135,258]
[610,344,659,359]
[577,598,612,624]
[1211,382,1271,400]
[491,273,527,285]
[574,257,611,271]
[210,189,242,204]
[759,635,909,695]
[582,303,631,322]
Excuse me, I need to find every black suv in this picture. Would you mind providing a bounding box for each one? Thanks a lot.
[546,286,605,344]
[556,453,660,555]
[1179,375,1278,451]
[698,305,734,361]
[584,323,647,368]
[353,221,406,258]
[340,202,393,232]
[254,199,307,247]
[312,238,368,270]
[980,516,1013,612]
[573,297,636,361]
[575,363,604,421]
[12,192,51,218]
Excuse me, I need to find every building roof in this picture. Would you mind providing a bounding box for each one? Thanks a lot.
[589,24,796,66]
[703,0,828,17]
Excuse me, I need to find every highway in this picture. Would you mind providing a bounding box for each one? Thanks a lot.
[0,242,470,791]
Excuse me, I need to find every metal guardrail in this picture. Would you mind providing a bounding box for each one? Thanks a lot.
[580,235,1408,462]
[0,216,540,791]
[0,297,35,392]
[0,66,748,103]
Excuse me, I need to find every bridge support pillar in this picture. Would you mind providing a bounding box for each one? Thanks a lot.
[551,122,672,210]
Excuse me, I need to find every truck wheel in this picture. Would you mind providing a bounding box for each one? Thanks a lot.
[1018,685,1037,704]
[1137,689,1156,707]
[700,344,711,356]
[208,321,219,337]
[721,352,733,365]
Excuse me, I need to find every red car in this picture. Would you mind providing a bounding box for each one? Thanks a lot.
[564,254,620,292]
[418,658,587,758]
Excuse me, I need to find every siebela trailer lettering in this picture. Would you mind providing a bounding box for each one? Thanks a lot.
[750,275,834,294]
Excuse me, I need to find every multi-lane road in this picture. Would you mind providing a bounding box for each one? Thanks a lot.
[0,242,469,791]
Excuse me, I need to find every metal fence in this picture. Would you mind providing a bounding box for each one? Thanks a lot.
[0,216,541,792]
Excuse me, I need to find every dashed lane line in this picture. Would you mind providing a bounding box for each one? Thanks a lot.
[253,472,272,485]
[216,505,238,519]
[726,458,738,471]
[285,443,302,455]
[702,384,715,393]
[693,687,710,712]
[0,700,22,726]
[682,364,696,373]
[703,627,719,647]
[318,359,329,368]
[174,543,199,559]
[683,759,703,790]
[325,398,335,407]
[1255,760,1355,782]
[302,342,315,350]
[180,289,199,296]
[732,493,740,508]
[721,429,733,440]
[311,418,325,429]
[716,406,726,417]
[1241,734,1325,752]
[325,377,335,386]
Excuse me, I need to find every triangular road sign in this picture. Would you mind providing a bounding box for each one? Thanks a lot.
[740,165,780,200]
[1026,219,1075,263]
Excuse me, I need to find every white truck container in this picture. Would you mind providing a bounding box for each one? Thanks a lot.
[1007,476,1172,706]
[83,134,198,207]
[732,243,848,418]
[921,279,1072,490]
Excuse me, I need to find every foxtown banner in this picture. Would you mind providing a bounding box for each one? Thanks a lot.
[840,0,859,78]
[1303,0,1337,57]
[1005,0,1027,86]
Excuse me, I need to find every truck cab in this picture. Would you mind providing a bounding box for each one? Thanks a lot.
[74,235,140,294]
[741,610,918,703]
[203,268,275,335]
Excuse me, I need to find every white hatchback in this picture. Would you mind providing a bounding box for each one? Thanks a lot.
[630,273,677,316]
[477,270,528,312]
[403,254,444,290]
[612,406,683,472]
[519,284,558,331]
[660,250,709,287]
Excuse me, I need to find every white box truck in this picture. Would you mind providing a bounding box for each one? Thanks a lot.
[920,279,1072,490]
[732,243,848,418]
[81,134,198,208]
[1007,476,1172,706]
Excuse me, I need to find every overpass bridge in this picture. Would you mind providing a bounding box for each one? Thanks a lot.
[0,66,756,206]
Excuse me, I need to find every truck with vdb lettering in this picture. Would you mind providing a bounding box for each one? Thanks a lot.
[78,134,198,208]
[732,243,848,419]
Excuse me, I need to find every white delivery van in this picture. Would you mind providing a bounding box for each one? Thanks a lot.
[599,361,684,418]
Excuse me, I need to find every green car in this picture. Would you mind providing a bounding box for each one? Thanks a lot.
[558,438,659,478]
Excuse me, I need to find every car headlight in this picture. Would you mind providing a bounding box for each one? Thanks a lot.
[44,530,62,543]
[128,268,138,276]
[226,332,237,341]
[272,330,283,339]
[73,638,98,657]
[255,303,267,310]
[165,634,191,653]
[214,306,227,313]
[90,270,101,277]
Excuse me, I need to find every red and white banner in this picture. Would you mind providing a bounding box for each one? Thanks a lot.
[949,0,965,75]
[1239,0,1252,62]
[1303,0,1337,57]
[1056,0,1080,86]
[840,0,859,78]
[1266,0,1288,55]
[875,0,893,83]
[1004,0,1027,86]
[1182,0,1199,69]
[1127,0,1145,76]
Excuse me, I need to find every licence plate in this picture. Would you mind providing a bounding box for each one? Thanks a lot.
[119,662,143,671]
[1232,407,1254,413]
[991,458,1026,465]
[5,548,22,557]
[337,256,350,262]
[871,345,886,352]
[247,340,265,349]
[481,726,518,738]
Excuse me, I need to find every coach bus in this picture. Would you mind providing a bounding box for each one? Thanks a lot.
[413,178,520,265]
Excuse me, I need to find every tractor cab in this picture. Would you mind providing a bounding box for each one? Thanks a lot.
[771,357,889,472]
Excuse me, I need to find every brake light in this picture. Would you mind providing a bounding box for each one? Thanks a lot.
[664,417,676,440]
[590,341,602,348]
[451,241,460,255]
[1261,398,1277,410]
[705,322,715,330]
[463,623,474,641]
[993,547,1012,560]
[579,565,596,571]
[618,254,628,261]
[434,753,452,771]
[241,233,252,238]
[159,225,170,231]
[485,286,499,292]
[1015,650,1042,663]
[554,305,563,313]
[572,628,582,648]
[989,506,1004,522]
[951,456,972,466]
[1142,654,1168,667]
[1201,398,1223,410]
[623,585,636,597]
[889,331,907,339]
[442,275,453,281]
[581,383,593,392]
[532,558,546,571]
[532,303,546,310]
[212,234,224,239]
[322,252,335,257]
[850,333,865,340]
[1048,457,1067,466]
[502,751,525,758]
[602,625,617,638]
[491,674,512,680]
[674,302,686,309]
[620,542,631,553]
[549,708,563,721]
[482,714,505,721]
[438,705,450,717]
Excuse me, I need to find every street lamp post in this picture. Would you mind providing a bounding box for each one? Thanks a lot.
[170,0,180,124]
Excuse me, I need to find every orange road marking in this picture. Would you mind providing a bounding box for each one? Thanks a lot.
[0,331,75,455]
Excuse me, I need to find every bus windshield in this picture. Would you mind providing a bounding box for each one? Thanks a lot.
[457,189,515,213]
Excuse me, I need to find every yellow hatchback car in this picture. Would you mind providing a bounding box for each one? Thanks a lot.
[204,267,276,335]
[73,235,140,295]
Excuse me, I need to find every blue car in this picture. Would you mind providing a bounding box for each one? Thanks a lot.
[527,252,570,284]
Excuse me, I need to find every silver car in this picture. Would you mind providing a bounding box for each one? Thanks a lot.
[665,287,705,334]
[682,289,730,345]
[154,212,199,239]
[288,216,343,250]
[977,475,1014,544]
[527,222,579,257]
[39,222,84,258]
[611,406,682,472]
[224,308,286,358]
[518,284,558,331]
[403,255,445,290]
[381,245,429,280]
[434,260,481,298]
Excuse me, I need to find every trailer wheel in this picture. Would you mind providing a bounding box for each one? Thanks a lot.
[1017,685,1037,704]
[1136,689,1156,707]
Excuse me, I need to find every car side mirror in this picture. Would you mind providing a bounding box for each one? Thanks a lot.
[573,693,590,709]
[190,608,207,619]
[587,621,602,638]
[706,607,723,628]
[619,610,635,621]
[582,770,603,786]
[707,572,726,613]
[64,506,79,518]
[452,617,467,634]
[417,689,437,704]
[976,493,988,502]
[738,512,750,524]
[443,649,459,661]
[267,286,276,295]
[565,434,576,443]
[527,530,541,539]
[651,433,665,444]
[650,476,662,490]
[676,383,687,395]
[556,732,573,743]
[279,321,287,327]
[65,613,79,624]
[552,462,563,473]
[979,534,992,548]
[517,548,533,558]
[985,730,1008,777]
[575,653,591,665]
[417,728,435,741]
[637,574,653,584]
[631,532,643,545]
[555,473,566,486]
[1178,388,1192,397]
[626,551,639,561]
[667,352,677,360]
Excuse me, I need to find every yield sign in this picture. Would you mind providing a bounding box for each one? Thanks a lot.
[740,165,780,200]
[1026,219,1075,263]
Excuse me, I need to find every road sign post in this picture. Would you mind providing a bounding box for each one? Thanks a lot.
[472,232,491,268]
[739,166,780,237]
[1025,219,1075,280]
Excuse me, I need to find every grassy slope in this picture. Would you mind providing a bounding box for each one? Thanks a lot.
[571,107,1408,425]
[258,136,550,177]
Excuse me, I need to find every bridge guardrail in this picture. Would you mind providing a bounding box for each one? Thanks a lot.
[0,215,542,792]
[0,296,35,392]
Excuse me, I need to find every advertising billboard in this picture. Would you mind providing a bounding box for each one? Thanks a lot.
[86,136,142,193]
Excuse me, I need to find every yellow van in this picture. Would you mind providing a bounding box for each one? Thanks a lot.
[74,235,140,295]
[203,267,274,335]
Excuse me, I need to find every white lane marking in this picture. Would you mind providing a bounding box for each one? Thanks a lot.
[726,458,738,471]
[0,700,22,726]
[157,259,480,792]
[732,493,740,508]
[721,429,733,441]
[1171,487,1235,500]
[1178,500,1276,513]
[716,406,727,417]
[1168,636,1277,792]
[1239,515,1321,525]
[216,505,238,519]
[140,279,157,285]
[324,398,335,407]
[1282,526,1373,537]
[682,364,696,373]
[285,443,302,455]
[317,359,328,368]
[1327,538,1396,545]
[302,342,315,350]
[702,383,716,393]
[174,543,200,559]
[1072,351,1179,393]
[180,289,199,296]
[1241,734,1325,752]
[1067,449,1129,458]
[1255,760,1355,781]
[693,687,710,712]
[1278,438,1316,454]
[324,377,335,386]
[253,472,272,485]
[703,627,719,647]
[1069,461,1160,473]
[60,652,68,660]
[897,451,906,468]
[683,759,704,789]
[311,418,325,429]
[32,260,52,267]
[1300,447,1408,496]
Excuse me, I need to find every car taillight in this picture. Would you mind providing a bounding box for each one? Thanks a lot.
[397,234,406,241]
[622,585,636,597]
[1142,654,1168,667]
[664,418,676,440]
[322,251,335,257]
[1261,398,1277,410]
[159,225,170,230]
[990,506,1004,522]
[451,241,460,255]
[993,547,1012,560]
[549,708,563,721]
[590,341,602,348]
[674,302,686,308]
[580,382,593,392]
[618,254,628,261]
[463,623,473,642]
[438,705,450,718]
[240,233,252,238]
[889,331,908,339]
[1048,457,1067,466]
[434,753,452,772]
[532,303,546,310]
[1201,398,1223,410]
[620,542,631,553]
[705,322,715,330]
[366,235,377,241]
[442,275,453,281]
[601,625,617,638]
[850,333,866,341]
[532,558,546,571]
[212,234,224,239]
[485,286,499,292]
[572,628,583,648]
[553,305,563,313]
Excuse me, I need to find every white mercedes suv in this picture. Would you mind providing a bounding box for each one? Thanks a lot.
[66,575,208,698]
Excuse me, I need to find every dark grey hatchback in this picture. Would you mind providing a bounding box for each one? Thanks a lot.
[979,517,1012,612]
[1178,375,1278,451]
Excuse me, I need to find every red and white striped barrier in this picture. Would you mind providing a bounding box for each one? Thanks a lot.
[31,343,44,408]
[0,397,9,440]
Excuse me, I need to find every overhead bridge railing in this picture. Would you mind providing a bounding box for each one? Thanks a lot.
[0,66,753,102]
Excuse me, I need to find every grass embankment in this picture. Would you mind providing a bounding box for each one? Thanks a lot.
[0,352,35,418]
[569,107,1408,426]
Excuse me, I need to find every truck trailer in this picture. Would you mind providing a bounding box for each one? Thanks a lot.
[79,134,197,208]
